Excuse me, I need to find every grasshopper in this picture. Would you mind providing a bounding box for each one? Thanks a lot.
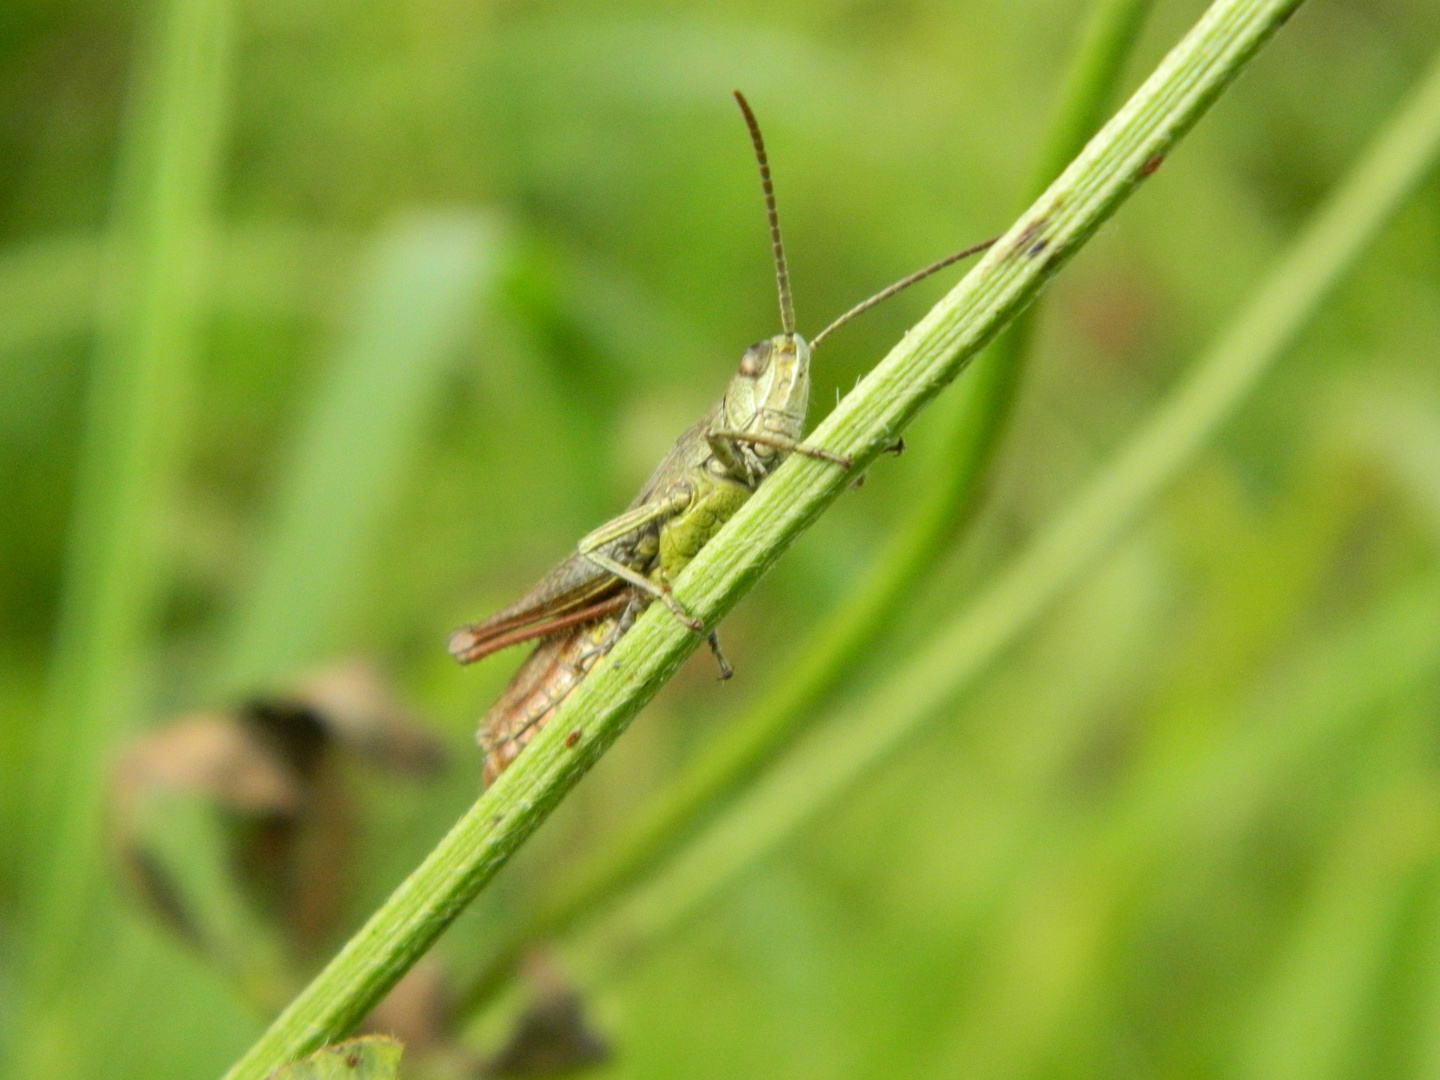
[451,91,994,782]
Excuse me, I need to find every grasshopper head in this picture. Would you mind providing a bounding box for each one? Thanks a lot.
[724,332,810,451]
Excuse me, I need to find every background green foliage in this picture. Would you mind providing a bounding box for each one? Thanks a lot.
[3,0,1440,1077]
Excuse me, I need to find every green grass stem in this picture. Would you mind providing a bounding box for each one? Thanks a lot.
[451,0,1159,1018]
[220,2,1304,1072]
[546,42,1440,1003]
[26,0,234,1009]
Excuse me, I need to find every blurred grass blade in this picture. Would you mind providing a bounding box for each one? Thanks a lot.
[925,573,1440,1077]
[26,0,234,1006]
[1237,759,1438,1080]
[1121,581,1440,855]
[451,0,1161,1017]
[218,211,501,692]
[0,227,357,371]
[1413,867,1440,1078]
[558,41,1440,991]
[221,2,1306,1074]
[1344,390,1440,542]
[126,792,293,1012]
[1033,0,1154,187]
[0,237,101,360]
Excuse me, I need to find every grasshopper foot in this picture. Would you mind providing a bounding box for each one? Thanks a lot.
[707,631,734,680]
[886,436,906,456]
[660,586,705,633]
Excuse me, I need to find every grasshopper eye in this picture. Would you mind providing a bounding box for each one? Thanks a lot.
[739,342,771,377]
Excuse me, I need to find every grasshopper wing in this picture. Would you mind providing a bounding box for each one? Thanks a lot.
[452,412,712,667]
[448,554,630,665]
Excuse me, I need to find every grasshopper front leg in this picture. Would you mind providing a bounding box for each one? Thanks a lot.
[707,429,853,471]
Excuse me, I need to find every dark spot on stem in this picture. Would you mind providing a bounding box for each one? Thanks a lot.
[1027,239,1049,258]
[565,730,582,748]
[1141,152,1165,177]
[1010,217,1049,257]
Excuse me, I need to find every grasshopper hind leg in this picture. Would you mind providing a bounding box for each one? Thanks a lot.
[479,602,644,784]
[577,545,705,634]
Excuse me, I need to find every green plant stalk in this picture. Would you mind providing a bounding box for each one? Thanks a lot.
[222,1,1302,1073]
[451,0,1158,1018]
[552,42,1440,991]
[27,0,233,1004]
[1036,0,1156,186]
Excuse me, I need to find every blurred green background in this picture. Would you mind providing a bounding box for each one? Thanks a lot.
[5,0,1440,1077]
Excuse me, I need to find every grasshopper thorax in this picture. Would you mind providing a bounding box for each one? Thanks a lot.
[722,332,810,466]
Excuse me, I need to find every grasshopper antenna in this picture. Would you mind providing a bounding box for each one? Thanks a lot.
[810,235,998,350]
[734,90,795,337]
